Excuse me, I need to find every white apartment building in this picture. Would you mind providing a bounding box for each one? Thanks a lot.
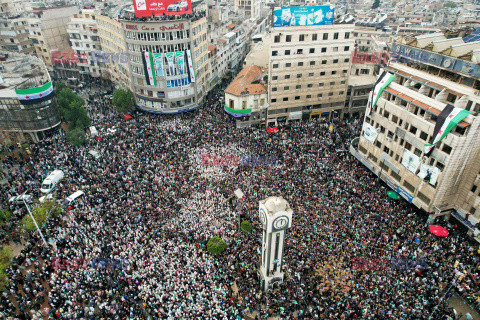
[67,10,102,78]
[351,63,480,236]
[268,23,355,122]
[235,0,261,20]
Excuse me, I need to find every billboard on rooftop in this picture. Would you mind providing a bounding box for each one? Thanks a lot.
[132,0,192,17]
[273,5,335,27]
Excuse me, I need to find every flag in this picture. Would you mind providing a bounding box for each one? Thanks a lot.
[185,49,196,83]
[424,104,470,155]
[141,52,156,86]
[15,81,54,105]
[366,71,396,116]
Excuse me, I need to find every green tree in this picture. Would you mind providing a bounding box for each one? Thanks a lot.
[20,200,61,231]
[66,127,86,146]
[0,246,12,291]
[54,81,68,94]
[207,236,226,255]
[372,0,380,9]
[444,2,456,7]
[64,99,90,129]
[112,89,135,113]
[241,220,253,233]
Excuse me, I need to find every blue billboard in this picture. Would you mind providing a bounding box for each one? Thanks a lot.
[273,6,335,27]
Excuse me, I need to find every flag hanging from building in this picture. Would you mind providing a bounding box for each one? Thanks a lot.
[185,49,196,83]
[153,53,164,77]
[142,52,157,86]
[424,104,470,155]
[366,71,396,116]
[165,52,175,76]
[15,81,54,105]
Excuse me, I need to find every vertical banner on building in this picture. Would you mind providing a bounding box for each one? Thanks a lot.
[176,51,185,75]
[186,49,196,83]
[417,164,440,186]
[142,52,157,86]
[366,71,396,116]
[165,52,175,76]
[153,53,164,77]
[424,104,471,155]
[362,122,378,144]
[401,149,421,173]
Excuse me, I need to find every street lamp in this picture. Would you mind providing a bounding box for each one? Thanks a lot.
[21,191,48,247]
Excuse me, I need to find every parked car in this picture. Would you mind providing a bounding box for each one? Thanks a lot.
[41,170,64,193]
[167,1,188,12]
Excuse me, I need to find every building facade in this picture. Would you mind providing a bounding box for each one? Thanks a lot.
[351,63,480,235]
[267,24,355,122]
[121,15,208,114]
[0,16,35,55]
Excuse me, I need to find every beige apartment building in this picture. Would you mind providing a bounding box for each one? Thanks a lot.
[268,23,355,122]
[191,16,209,103]
[351,62,480,238]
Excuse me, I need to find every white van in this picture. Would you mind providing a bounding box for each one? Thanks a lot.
[40,170,64,193]
[65,190,84,206]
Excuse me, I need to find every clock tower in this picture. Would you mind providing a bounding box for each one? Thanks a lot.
[258,196,293,291]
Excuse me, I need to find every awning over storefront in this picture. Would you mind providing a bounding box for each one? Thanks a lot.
[224,106,252,117]
[288,111,302,120]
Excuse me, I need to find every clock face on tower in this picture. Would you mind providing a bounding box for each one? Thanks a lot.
[259,208,267,226]
[273,216,289,230]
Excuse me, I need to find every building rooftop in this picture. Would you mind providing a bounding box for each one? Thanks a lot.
[0,52,50,98]
[225,65,267,96]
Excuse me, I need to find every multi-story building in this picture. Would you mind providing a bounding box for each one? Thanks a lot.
[0,52,60,144]
[235,0,261,20]
[96,2,131,90]
[0,15,35,55]
[351,62,480,237]
[191,16,209,103]
[27,6,79,70]
[121,11,209,113]
[67,10,102,78]
[268,23,355,123]
[224,64,268,127]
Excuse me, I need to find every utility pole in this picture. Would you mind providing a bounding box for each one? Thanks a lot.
[21,191,48,247]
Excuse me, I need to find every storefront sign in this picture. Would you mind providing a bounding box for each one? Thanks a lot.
[397,186,414,203]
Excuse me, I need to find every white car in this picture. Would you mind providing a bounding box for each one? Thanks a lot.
[167,1,188,12]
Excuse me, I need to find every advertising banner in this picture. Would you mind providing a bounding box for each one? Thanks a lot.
[273,6,334,27]
[133,0,192,17]
[397,186,414,203]
[186,49,196,83]
[417,164,440,186]
[153,53,164,77]
[165,52,175,76]
[362,123,378,144]
[176,51,185,75]
[401,149,421,173]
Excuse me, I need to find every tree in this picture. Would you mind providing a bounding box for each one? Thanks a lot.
[21,200,61,231]
[0,246,12,291]
[241,220,253,234]
[64,99,90,129]
[66,127,86,146]
[444,2,456,7]
[112,89,135,113]
[372,0,380,9]
[207,236,226,255]
[54,81,68,94]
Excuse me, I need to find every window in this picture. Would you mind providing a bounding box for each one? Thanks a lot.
[409,126,417,135]
[299,34,305,41]
[376,140,382,148]
[344,46,350,51]
[272,76,278,80]
[442,144,452,155]
[309,48,315,53]
[286,63,291,67]
[391,171,401,181]
[285,75,290,79]
[332,71,337,75]
[403,180,415,193]
[340,81,345,84]
[284,86,289,90]
[328,92,333,96]
[309,73,314,77]
[323,33,328,40]
[420,131,428,141]
[471,185,477,193]
[344,58,350,63]
[310,61,315,66]
[312,34,317,41]
[297,74,302,78]
[417,192,431,205]
[414,148,422,157]
[321,48,326,53]
[319,83,324,87]
[339,91,344,95]
[272,51,278,56]
[271,98,277,103]
[307,84,313,88]
[273,63,279,68]
[298,62,303,66]
[295,96,300,100]
[318,93,323,98]
[334,32,339,39]
[272,87,277,92]
[345,32,350,39]
[297,49,303,54]
[285,50,291,55]
[296,85,301,89]
[286,35,291,42]
[333,47,338,52]
[274,35,280,43]
[283,97,288,101]
[320,72,325,76]
[306,95,311,98]
[322,60,327,64]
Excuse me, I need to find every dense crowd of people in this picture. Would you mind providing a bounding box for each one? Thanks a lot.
[0,80,480,319]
